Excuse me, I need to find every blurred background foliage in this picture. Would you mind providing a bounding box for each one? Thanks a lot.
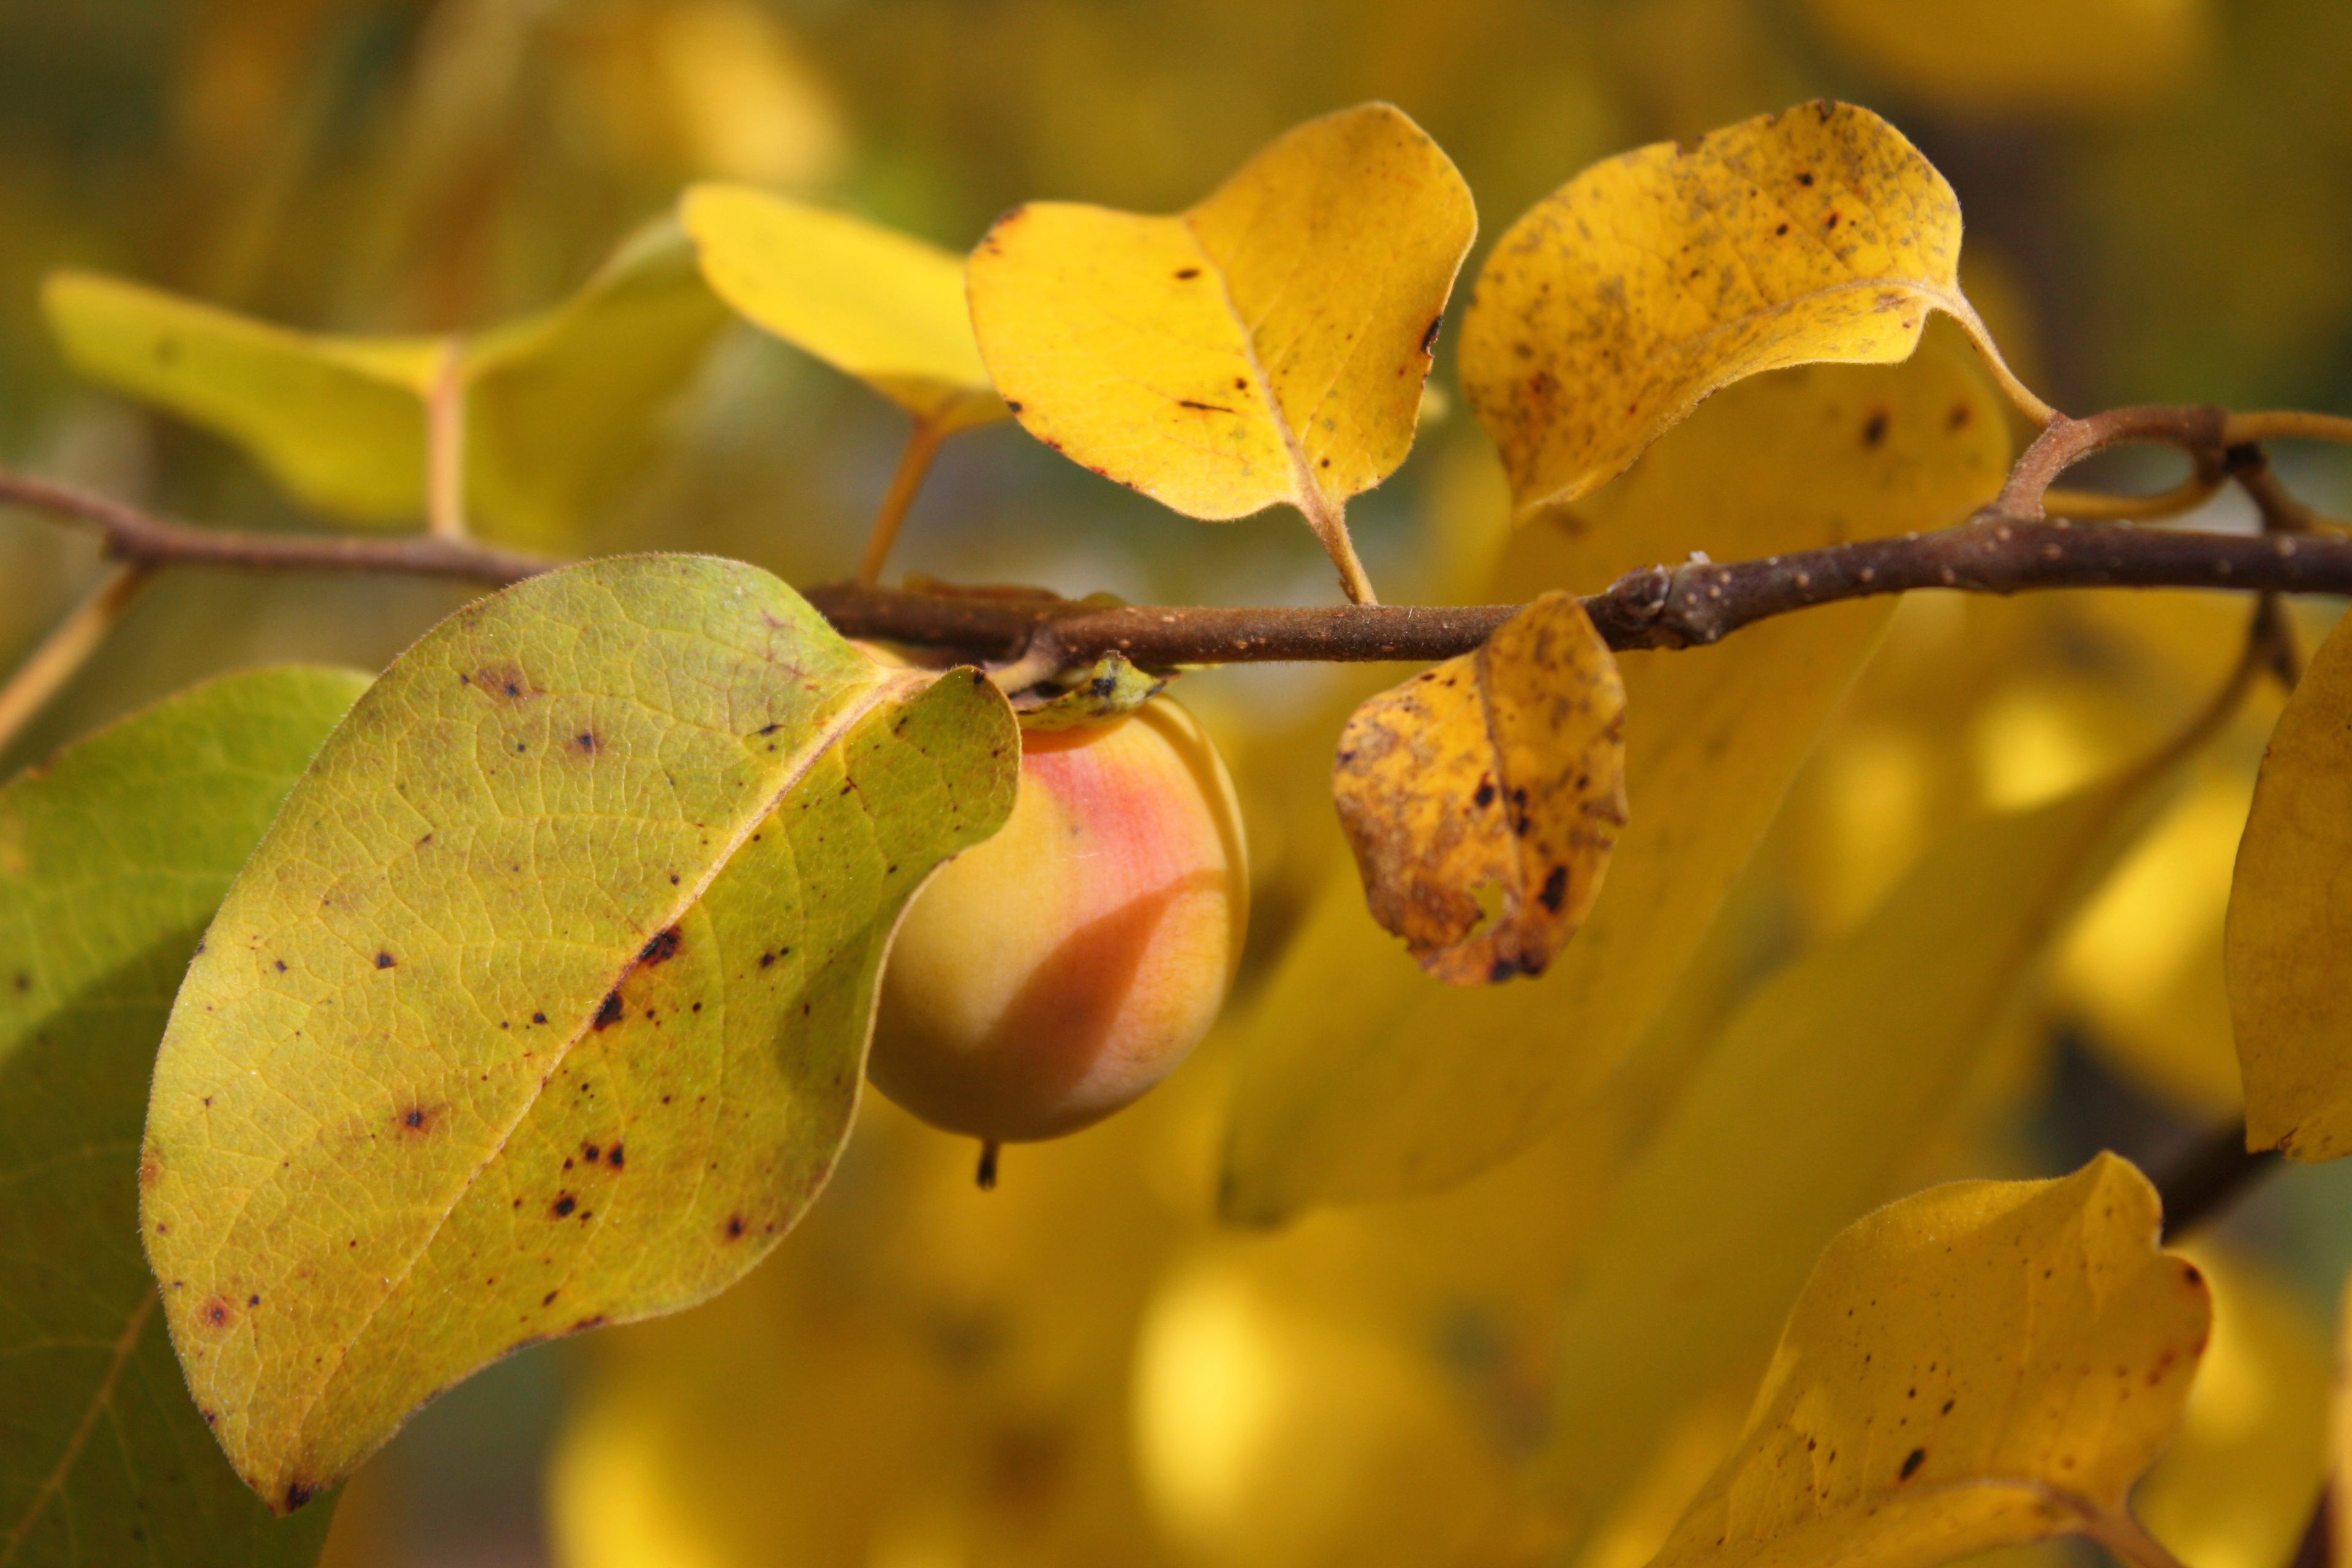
[2,1,2351,1565]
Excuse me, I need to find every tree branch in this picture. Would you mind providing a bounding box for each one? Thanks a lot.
[805,508,2352,665]
[5,392,2352,674]
[2155,1120,2277,1241]
[0,470,548,586]
[799,582,1525,665]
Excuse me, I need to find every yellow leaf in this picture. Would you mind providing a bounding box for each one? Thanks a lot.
[1540,745,2188,1548]
[1650,1154,2211,1568]
[1333,592,1627,984]
[1460,99,2027,519]
[140,558,1018,1509]
[1219,334,2011,1222]
[680,183,1005,432]
[2133,1244,2327,1568]
[1806,0,2212,118]
[42,270,440,522]
[2226,606,2352,1158]
[966,103,1476,600]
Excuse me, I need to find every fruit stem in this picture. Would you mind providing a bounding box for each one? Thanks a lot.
[975,1140,1001,1191]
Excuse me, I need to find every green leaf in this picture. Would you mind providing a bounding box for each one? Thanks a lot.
[1538,748,2185,1549]
[1219,336,2012,1222]
[140,557,1019,1510]
[2,666,368,1567]
[42,220,727,545]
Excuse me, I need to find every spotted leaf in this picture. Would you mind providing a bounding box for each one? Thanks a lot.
[139,557,1019,1510]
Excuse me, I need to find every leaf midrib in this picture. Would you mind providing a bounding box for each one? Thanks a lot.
[1,1289,155,1565]
[1177,215,1333,531]
[273,666,925,1474]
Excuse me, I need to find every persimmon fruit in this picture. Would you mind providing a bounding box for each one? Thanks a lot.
[868,695,1248,1145]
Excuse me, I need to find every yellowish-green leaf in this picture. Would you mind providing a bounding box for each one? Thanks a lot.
[1333,592,1627,984]
[1806,0,2212,118]
[1540,742,2188,1548]
[2226,608,2352,1159]
[42,221,727,543]
[1460,100,2023,519]
[462,219,734,548]
[1219,334,2011,1223]
[42,270,439,522]
[680,184,1005,432]
[1649,1154,2210,1568]
[966,102,1475,595]
[2,667,368,1567]
[139,557,1018,1511]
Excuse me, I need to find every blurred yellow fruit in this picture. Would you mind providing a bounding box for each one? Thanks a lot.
[1133,1256,1513,1568]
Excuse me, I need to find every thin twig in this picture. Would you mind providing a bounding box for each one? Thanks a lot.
[2230,442,2344,535]
[2045,473,2222,523]
[0,563,154,759]
[2225,410,2352,447]
[0,469,548,584]
[1996,405,2230,518]
[859,418,947,586]
[2155,1120,2278,1241]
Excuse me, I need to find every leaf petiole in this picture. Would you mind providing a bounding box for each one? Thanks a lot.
[859,416,948,586]
[0,561,154,763]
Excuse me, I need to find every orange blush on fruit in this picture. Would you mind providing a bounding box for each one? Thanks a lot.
[867,695,1247,1145]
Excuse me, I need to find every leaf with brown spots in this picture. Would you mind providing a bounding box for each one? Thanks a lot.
[1460,99,2035,519]
[966,102,1475,602]
[1648,1154,2209,1568]
[1,668,365,1566]
[1333,593,1626,985]
[1540,734,2189,1545]
[1219,333,2013,1224]
[140,557,1019,1512]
